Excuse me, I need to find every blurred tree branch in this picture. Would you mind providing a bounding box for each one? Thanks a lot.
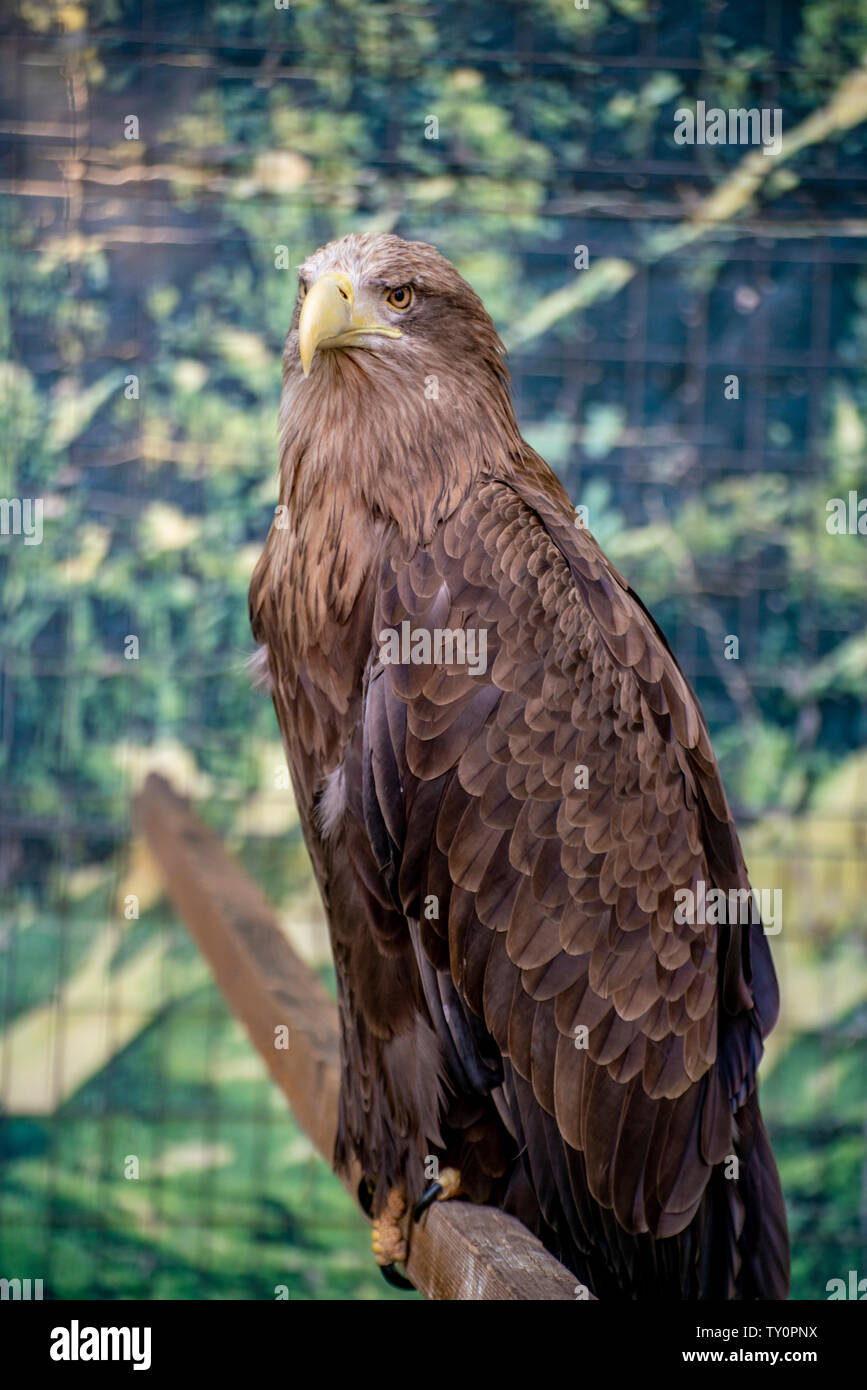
[505,61,867,352]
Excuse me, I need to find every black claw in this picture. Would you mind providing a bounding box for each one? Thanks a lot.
[379,1262,415,1291]
[357,1177,375,1216]
[413,1181,443,1223]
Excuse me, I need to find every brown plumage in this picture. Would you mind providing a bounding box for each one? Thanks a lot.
[249,232,789,1299]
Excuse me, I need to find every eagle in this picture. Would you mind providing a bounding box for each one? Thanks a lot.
[249,232,790,1299]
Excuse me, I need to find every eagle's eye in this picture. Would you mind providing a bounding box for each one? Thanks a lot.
[386,284,414,312]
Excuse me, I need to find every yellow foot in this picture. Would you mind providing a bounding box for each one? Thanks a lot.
[414,1165,463,1222]
[436,1166,463,1201]
[371,1186,407,1267]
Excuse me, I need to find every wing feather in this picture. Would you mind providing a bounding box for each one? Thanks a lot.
[357,474,787,1296]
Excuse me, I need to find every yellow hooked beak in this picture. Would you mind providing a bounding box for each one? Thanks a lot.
[298,270,402,377]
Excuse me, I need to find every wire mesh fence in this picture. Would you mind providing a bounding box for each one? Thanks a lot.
[0,0,865,1300]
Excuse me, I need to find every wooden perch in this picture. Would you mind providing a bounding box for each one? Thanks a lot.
[134,772,580,1301]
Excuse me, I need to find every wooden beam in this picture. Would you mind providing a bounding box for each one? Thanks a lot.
[134,772,580,1301]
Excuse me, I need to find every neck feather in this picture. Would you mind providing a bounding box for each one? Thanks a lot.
[277,342,523,547]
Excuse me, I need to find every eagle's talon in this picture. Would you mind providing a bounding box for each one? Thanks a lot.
[379,1262,415,1291]
[413,1181,441,1222]
[414,1166,462,1222]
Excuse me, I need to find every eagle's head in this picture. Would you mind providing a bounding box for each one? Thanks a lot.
[276,233,534,542]
[288,232,504,384]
